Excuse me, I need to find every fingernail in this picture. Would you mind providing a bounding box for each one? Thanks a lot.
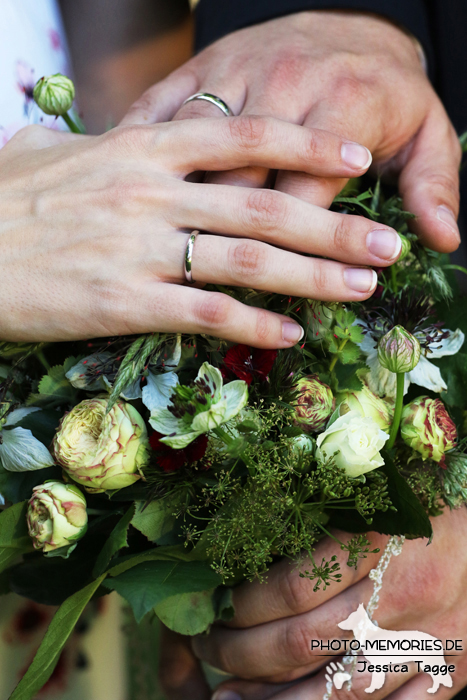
[437,205,461,241]
[341,142,372,170]
[212,691,242,700]
[282,322,304,344]
[366,229,402,261]
[344,267,377,293]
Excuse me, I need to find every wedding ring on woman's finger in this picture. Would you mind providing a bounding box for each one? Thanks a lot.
[182,92,234,117]
[184,230,199,283]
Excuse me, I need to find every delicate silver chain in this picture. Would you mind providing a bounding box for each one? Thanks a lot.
[323,535,405,699]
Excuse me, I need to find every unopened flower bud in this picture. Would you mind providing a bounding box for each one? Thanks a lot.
[401,396,457,463]
[27,481,87,553]
[377,325,420,373]
[33,73,75,116]
[293,376,335,432]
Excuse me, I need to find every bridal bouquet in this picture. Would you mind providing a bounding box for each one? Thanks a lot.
[1,76,467,699]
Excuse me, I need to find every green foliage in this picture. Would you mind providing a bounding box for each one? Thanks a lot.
[299,554,342,592]
[27,357,78,407]
[154,589,216,635]
[334,362,366,392]
[0,501,33,575]
[103,560,221,623]
[131,498,176,543]
[106,334,162,412]
[8,575,105,700]
[435,353,467,409]
[93,505,135,577]
[340,534,380,569]
[14,409,61,446]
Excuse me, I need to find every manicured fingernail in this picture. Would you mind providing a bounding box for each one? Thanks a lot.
[341,142,372,170]
[282,322,304,344]
[366,229,402,261]
[212,691,242,700]
[344,267,377,293]
[437,205,460,241]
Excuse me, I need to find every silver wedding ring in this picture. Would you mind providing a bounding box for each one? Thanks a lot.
[182,92,234,117]
[184,231,199,283]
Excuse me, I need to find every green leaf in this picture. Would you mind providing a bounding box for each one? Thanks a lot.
[339,342,361,365]
[103,560,221,623]
[0,501,33,573]
[0,464,62,504]
[108,544,205,578]
[154,589,216,635]
[107,334,161,412]
[334,362,366,392]
[93,505,135,577]
[15,410,61,446]
[235,420,260,433]
[8,575,105,700]
[435,353,467,409]
[214,587,235,622]
[28,357,78,406]
[131,499,176,543]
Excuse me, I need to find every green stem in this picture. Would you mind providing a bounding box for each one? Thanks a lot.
[391,265,398,293]
[387,372,405,449]
[329,338,348,373]
[442,264,467,277]
[36,349,51,371]
[213,426,256,475]
[61,111,83,134]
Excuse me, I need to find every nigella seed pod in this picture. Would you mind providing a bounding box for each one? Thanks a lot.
[33,73,75,116]
[377,325,421,373]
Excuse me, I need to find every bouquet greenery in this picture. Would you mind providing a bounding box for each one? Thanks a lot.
[1,75,467,700]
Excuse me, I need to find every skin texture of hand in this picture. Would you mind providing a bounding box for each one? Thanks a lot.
[0,119,396,345]
[122,10,462,255]
[159,508,467,700]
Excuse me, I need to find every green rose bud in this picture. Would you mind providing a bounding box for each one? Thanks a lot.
[293,375,335,432]
[401,396,457,464]
[377,325,421,373]
[54,397,150,492]
[398,234,411,260]
[33,73,75,116]
[27,481,87,553]
[337,384,393,431]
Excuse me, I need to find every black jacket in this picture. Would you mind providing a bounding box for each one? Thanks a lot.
[194,0,467,268]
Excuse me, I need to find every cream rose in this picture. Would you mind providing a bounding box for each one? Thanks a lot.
[316,410,389,478]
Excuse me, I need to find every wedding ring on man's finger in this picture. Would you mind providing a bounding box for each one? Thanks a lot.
[182,92,234,117]
[184,231,199,283]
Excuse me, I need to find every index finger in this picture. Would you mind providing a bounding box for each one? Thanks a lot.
[107,116,372,179]
[229,531,388,628]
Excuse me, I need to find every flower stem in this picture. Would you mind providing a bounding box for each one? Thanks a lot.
[61,111,83,134]
[213,426,256,475]
[386,372,405,449]
[329,339,348,373]
[391,265,398,293]
[36,349,51,371]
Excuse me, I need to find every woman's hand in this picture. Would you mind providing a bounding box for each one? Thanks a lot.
[122,11,462,254]
[160,508,467,699]
[0,118,395,344]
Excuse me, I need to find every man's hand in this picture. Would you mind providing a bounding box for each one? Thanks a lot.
[122,10,462,254]
[160,508,467,699]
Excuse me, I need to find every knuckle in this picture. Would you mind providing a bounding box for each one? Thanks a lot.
[277,568,313,616]
[282,617,314,667]
[196,292,231,330]
[244,189,288,233]
[228,115,269,150]
[311,260,331,296]
[229,240,267,282]
[332,216,352,256]
[255,308,271,343]
[266,50,309,91]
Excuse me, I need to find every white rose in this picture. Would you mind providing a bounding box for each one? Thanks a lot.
[316,411,389,478]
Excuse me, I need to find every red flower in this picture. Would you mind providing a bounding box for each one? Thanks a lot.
[149,432,208,473]
[221,345,277,386]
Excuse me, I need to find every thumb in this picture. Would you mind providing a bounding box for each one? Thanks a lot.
[398,104,462,253]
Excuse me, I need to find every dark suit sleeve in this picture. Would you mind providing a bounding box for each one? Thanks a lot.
[194,0,433,68]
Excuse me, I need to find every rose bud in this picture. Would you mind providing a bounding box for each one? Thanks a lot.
[316,411,389,478]
[401,396,457,463]
[27,481,87,553]
[377,325,421,373]
[337,384,393,431]
[53,397,150,492]
[33,73,75,115]
[293,375,335,432]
